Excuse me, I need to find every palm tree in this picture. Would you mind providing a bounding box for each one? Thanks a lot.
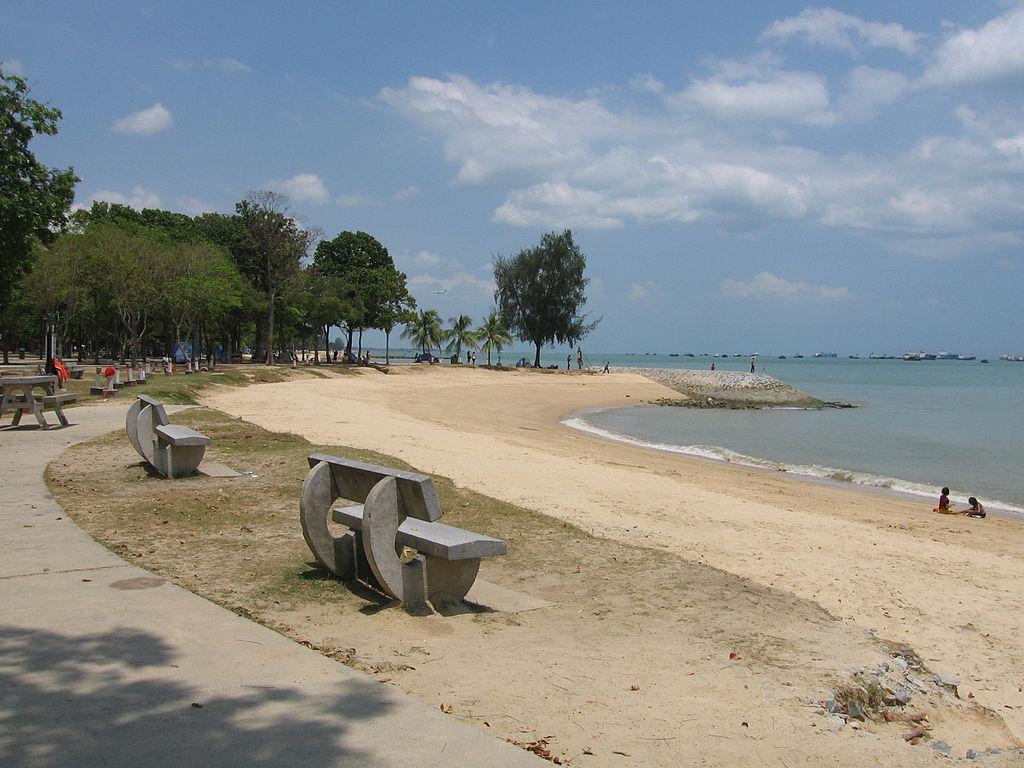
[401,309,445,355]
[476,310,514,366]
[444,314,477,361]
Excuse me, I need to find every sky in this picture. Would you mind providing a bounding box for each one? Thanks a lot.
[3,1,1024,356]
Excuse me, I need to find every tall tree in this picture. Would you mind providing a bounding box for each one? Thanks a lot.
[374,270,416,365]
[476,309,514,366]
[313,231,411,355]
[235,191,316,365]
[0,68,78,363]
[401,309,445,355]
[493,230,598,367]
[445,314,477,361]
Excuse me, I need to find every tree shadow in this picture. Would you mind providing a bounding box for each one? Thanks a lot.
[0,624,392,767]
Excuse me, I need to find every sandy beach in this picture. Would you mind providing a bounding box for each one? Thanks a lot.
[199,365,1024,761]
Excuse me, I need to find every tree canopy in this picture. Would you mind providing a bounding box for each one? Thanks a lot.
[0,68,78,363]
[493,230,597,367]
[313,230,413,355]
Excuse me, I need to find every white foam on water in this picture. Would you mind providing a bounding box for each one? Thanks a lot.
[561,416,1024,518]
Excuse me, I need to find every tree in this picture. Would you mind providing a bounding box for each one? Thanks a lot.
[235,191,316,365]
[374,270,416,365]
[493,230,598,367]
[401,309,445,355]
[476,309,514,366]
[313,231,411,356]
[0,68,78,363]
[444,314,477,361]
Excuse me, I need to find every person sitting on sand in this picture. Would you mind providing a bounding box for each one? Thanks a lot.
[933,487,951,513]
[962,497,986,518]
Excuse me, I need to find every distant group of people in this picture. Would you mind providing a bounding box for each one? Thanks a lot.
[934,487,986,518]
[566,347,584,370]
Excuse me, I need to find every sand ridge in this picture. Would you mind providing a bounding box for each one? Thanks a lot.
[202,365,1024,743]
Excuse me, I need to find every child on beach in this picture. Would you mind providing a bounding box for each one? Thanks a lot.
[963,497,986,518]
[933,487,951,513]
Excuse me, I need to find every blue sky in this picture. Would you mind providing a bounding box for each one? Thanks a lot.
[4,1,1024,355]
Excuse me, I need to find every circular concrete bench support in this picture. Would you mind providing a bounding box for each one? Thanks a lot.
[299,460,357,579]
[362,477,427,606]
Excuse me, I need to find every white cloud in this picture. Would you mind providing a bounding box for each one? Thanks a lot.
[625,281,661,301]
[676,69,837,126]
[392,185,420,201]
[179,196,215,216]
[412,250,442,266]
[2,59,27,76]
[384,73,1024,245]
[760,7,923,55]
[112,103,173,135]
[630,74,665,94]
[721,272,852,302]
[923,6,1024,86]
[380,75,624,184]
[210,57,251,74]
[84,186,163,210]
[337,192,373,208]
[408,271,494,297]
[994,134,1024,157]
[267,173,329,204]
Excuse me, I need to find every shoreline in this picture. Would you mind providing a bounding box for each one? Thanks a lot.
[201,365,1024,741]
[561,404,1024,519]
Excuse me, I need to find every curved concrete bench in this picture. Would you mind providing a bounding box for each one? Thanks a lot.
[300,453,506,610]
[126,395,210,478]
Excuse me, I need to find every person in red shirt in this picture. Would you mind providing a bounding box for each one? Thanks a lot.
[933,487,951,513]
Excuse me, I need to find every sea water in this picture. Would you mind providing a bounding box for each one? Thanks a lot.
[560,355,1024,515]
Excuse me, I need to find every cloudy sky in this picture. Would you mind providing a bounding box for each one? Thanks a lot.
[4,1,1024,355]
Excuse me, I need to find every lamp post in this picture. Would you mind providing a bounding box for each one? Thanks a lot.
[45,313,56,375]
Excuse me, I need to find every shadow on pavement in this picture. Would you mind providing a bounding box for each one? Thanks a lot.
[0,624,390,767]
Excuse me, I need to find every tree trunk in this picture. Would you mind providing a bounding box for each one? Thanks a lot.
[487,348,492,366]
[265,294,275,365]
[533,340,542,368]
[324,324,331,364]
[357,328,363,357]
[345,324,353,356]
[385,329,390,365]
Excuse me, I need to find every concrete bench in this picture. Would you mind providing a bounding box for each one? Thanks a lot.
[300,453,506,610]
[126,394,211,478]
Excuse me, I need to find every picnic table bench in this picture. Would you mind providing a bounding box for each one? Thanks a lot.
[0,375,78,429]
[300,453,506,610]
[126,394,211,477]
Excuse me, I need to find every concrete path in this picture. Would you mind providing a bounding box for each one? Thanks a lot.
[0,404,541,768]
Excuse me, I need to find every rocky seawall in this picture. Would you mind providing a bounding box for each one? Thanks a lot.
[611,367,845,408]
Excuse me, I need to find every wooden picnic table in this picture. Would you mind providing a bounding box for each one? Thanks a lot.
[0,375,77,430]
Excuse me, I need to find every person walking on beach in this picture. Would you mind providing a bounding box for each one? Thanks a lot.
[750,356,756,373]
[603,362,610,373]
[710,362,716,371]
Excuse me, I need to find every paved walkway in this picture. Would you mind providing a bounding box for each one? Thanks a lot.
[0,404,541,768]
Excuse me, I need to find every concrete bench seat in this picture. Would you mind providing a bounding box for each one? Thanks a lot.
[126,394,211,478]
[42,392,78,407]
[155,423,211,447]
[331,505,507,561]
[301,453,507,611]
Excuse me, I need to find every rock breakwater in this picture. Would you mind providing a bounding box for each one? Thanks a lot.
[611,367,841,408]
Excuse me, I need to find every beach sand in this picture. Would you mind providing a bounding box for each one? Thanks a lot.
[202,366,1024,762]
